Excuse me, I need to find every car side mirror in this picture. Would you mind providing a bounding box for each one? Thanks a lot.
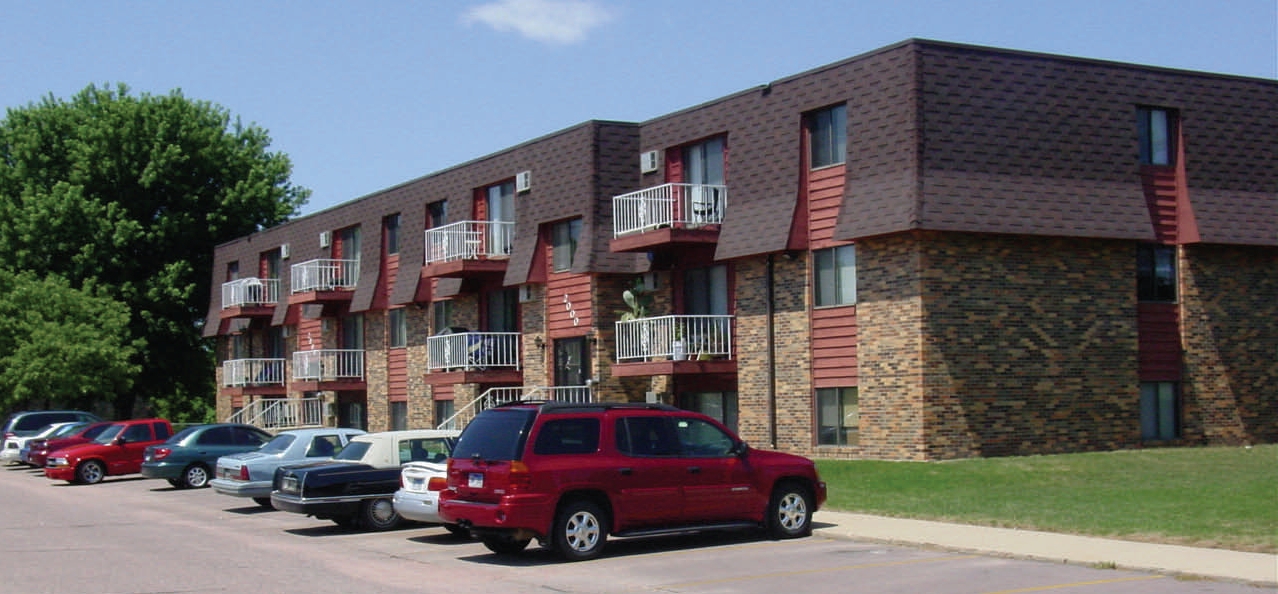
[733,441,749,457]
[113,436,128,446]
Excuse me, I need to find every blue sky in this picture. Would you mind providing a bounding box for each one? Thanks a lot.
[3,0,1274,216]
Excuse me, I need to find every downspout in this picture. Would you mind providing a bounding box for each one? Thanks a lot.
[766,253,778,449]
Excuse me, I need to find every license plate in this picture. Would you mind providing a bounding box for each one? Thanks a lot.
[468,472,484,488]
[408,477,425,491]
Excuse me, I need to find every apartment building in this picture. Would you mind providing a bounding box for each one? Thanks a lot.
[204,39,1277,460]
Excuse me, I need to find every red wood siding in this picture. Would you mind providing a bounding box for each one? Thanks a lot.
[297,317,324,349]
[808,164,847,248]
[1138,302,1181,380]
[374,253,399,309]
[433,384,455,401]
[388,349,407,402]
[812,305,858,386]
[1141,168,1179,244]
[546,272,592,337]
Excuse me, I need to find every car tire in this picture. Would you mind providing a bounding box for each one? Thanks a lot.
[552,499,607,561]
[332,516,358,529]
[481,535,531,556]
[443,523,470,538]
[76,460,105,485]
[167,478,185,489]
[766,481,814,539]
[252,497,273,508]
[358,498,401,531]
[181,464,210,489]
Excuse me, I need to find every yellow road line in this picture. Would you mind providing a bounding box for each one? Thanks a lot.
[978,575,1165,594]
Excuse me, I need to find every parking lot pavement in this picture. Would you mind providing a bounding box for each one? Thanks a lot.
[812,510,1278,586]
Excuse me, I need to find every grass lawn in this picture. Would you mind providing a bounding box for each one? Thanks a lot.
[815,445,1277,553]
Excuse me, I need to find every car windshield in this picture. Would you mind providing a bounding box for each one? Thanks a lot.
[333,441,370,461]
[50,423,87,438]
[94,424,126,443]
[33,424,66,438]
[166,426,201,445]
[451,409,536,461]
[81,423,111,440]
[260,433,296,454]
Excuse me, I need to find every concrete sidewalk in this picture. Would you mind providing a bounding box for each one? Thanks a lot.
[812,510,1278,586]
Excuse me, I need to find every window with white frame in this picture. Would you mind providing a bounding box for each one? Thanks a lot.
[388,308,407,348]
[552,218,582,272]
[817,387,859,446]
[432,300,453,334]
[1137,106,1175,166]
[814,244,856,307]
[389,401,408,431]
[808,103,847,168]
[1140,381,1179,440]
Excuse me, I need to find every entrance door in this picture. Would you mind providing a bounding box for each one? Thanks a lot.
[553,337,590,387]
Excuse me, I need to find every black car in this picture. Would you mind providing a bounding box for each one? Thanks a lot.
[270,430,458,531]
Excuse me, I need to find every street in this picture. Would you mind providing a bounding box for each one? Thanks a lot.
[0,464,1262,594]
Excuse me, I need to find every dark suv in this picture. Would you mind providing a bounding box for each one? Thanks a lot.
[438,401,827,561]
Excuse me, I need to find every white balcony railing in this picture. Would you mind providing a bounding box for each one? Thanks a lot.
[221,278,280,309]
[615,315,734,362]
[290,259,360,293]
[292,349,365,382]
[222,358,286,387]
[226,397,324,431]
[426,332,521,371]
[612,183,727,238]
[424,220,514,264]
[436,385,592,430]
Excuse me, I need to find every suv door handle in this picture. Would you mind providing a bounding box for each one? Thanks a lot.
[687,466,701,474]
[619,468,633,476]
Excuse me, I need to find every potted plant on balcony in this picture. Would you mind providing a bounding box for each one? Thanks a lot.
[618,278,655,360]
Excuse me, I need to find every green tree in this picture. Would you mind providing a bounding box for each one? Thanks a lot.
[0,271,140,413]
[0,84,308,420]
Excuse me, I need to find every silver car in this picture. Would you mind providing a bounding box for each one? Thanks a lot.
[209,427,365,507]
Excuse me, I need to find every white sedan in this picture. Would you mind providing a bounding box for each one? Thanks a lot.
[392,459,464,535]
[2,422,80,465]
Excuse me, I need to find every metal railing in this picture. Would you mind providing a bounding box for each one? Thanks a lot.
[222,358,286,387]
[292,349,365,381]
[436,385,592,430]
[290,259,360,293]
[424,220,514,264]
[221,278,280,309]
[615,315,734,362]
[612,183,727,237]
[226,397,324,431]
[426,332,521,371]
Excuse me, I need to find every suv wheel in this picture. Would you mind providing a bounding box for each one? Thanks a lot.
[481,535,531,556]
[766,482,813,539]
[359,498,401,531]
[553,500,607,561]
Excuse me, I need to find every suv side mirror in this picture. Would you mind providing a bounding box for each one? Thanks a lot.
[732,441,749,457]
[113,436,128,445]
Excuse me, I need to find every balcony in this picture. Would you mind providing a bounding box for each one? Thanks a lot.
[291,349,365,390]
[220,278,280,319]
[425,331,522,384]
[610,183,726,253]
[613,315,736,377]
[422,221,514,278]
[221,358,287,396]
[436,385,592,430]
[288,259,359,306]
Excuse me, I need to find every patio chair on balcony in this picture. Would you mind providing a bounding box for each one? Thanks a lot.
[467,334,496,370]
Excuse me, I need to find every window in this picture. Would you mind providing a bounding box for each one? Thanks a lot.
[384,213,401,255]
[432,300,453,334]
[427,200,448,228]
[122,423,152,443]
[552,218,582,272]
[1140,382,1179,440]
[1137,244,1176,302]
[684,391,738,432]
[673,417,736,458]
[434,399,455,430]
[808,104,847,168]
[814,245,856,307]
[817,387,859,446]
[305,435,339,457]
[389,401,408,431]
[340,314,364,350]
[399,437,451,464]
[615,417,681,457]
[533,418,600,455]
[486,181,515,254]
[388,308,407,348]
[197,426,234,445]
[684,265,729,315]
[485,288,519,333]
[1137,107,1174,166]
[267,327,285,358]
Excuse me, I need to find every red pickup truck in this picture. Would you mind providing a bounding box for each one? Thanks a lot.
[44,419,173,484]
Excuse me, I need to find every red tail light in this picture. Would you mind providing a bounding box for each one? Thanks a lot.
[508,461,532,492]
[427,476,447,492]
[238,465,249,481]
[151,447,172,461]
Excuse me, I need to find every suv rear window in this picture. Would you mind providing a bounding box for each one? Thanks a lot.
[452,408,536,461]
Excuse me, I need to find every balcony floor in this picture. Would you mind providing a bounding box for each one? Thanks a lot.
[421,259,508,279]
[610,227,720,253]
[610,358,737,377]
[424,368,522,386]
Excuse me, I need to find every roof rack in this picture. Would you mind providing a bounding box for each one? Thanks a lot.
[538,401,680,414]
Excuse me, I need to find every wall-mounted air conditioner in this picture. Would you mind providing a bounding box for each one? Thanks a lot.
[518,285,535,303]
[319,231,331,248]
[515,170,531,193]
[640,150,660,173]
[280,243,290,259]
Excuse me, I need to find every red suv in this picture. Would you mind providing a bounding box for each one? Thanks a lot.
[438,402,826,561]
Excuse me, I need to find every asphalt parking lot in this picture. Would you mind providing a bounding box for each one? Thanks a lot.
[0,464,1266,594]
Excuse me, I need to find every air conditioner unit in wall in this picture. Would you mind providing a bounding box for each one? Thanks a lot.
[319,231,331,248]
[280,243,290,259]
[515,170,532,193]
[518,285,535,303]
[640,150,660,174]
